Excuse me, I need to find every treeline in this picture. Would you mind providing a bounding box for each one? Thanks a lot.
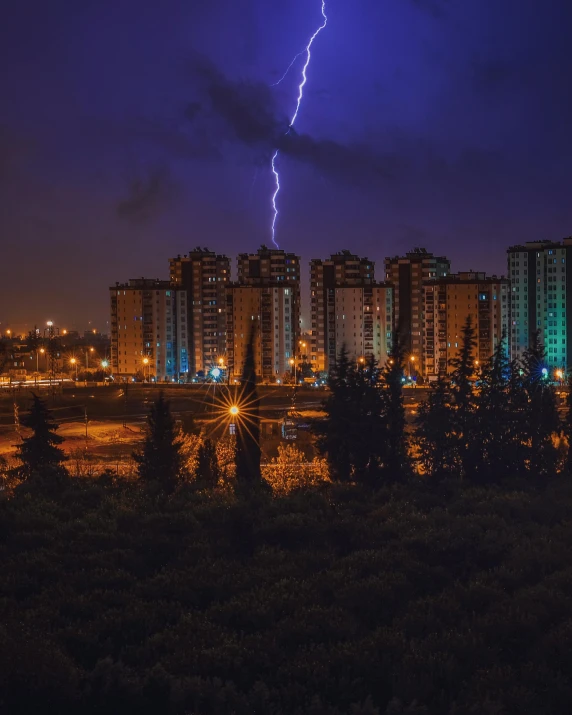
[319,318,571,485]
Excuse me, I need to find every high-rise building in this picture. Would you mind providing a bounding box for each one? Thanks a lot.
[226,284,296,381]
[169,248,230,376]
[507,238,572,368]
[237,245,301,335]
[110,279,186,381]
[384,248,450,367]
[423,271,510,378]
[310,252,391,372]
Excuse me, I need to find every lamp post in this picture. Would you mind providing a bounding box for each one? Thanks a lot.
[70,357,78,381]
[409,355,416,383]
[290,357,296,384]
[142,356,150,382]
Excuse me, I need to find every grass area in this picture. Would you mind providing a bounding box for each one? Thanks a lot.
[2,477,572,714]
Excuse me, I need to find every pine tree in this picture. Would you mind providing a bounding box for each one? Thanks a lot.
[17,394,67,487]
[380,335,410,481]
[449,316,478,480]
[416,373,457,480]
[234,329,262,486]
[196,437,220,488]
[133,393,181,492]
[520,332,559,477]
[351,354,385,482]
[474,338,513,482]
[315,345,354,481]
[563,372,572,474]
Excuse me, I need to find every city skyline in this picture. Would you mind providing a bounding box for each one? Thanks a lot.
[2,0,572,331]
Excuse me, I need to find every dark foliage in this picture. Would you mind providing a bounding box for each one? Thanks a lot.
[317,342,409,485]
[3,478,572,714]
[564,372,572,475]
[17,393,67,489]
[519,332,560,477]
[448,316,479,481]
[196,438,220,489]
[380,334,410,481]
[133,394,182,493]
[416,374,457,479]
[235,329,262,486]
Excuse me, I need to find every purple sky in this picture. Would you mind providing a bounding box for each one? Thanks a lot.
[1,0,571,334]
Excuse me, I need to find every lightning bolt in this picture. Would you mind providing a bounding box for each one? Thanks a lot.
[270,51,305,88]
[270,0,328,248]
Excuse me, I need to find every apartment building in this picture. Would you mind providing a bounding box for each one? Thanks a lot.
[384,248,450,368]
[507,239,572,368]
[226,284,296,381]
[110,279,187,381]
[331,284,393,367]
[310,251,377,372]
[423,272,510,377]
[169,247,230,376]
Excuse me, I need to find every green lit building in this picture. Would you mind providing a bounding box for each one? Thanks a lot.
[507,238,572,369]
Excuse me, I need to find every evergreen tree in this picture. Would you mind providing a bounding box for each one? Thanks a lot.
[17,394,67,487]
[449,316,478,480]
[196,437,220,488]
[133,393,181,492]
[416,373,457,480]
[234,329,262,485]
[351,354,385,483]
[520,332,559,477]
[563,372,572,474]
[474,338,513,482]
[380,335,410,480]
[315,345,354,481]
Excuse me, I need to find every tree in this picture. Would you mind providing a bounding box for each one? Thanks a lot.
[473,338,514,483]
[17,394,67,487]
[133,393,181,492]
[563,372,572,475]
[379,335,410,481]
[316,346,371,482]
[449,316,478,480]
[234,328,262,486]
[416,373,457,480]
[196,437,220,488]
[520,332,559,477]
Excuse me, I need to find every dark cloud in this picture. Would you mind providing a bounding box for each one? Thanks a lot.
[116,165,178,223]
[470,58,520,96]
[409,0,449,19]
[187,56,400,185]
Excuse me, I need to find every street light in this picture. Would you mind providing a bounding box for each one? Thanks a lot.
[229,405,239,417]
[142,356,150,382]
[290,357,296,384]
[70,357,78,381]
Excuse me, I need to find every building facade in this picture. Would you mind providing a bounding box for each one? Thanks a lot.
[226,284,296,381]
[507,239,572,368]
[310,251,377,372]
[169,248,230,377]
[110,279,186,381]
[330,284,393,368]
[423,272,510,377]
[384,248,450,369]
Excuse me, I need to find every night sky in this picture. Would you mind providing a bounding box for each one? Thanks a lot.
[1,0,571,335]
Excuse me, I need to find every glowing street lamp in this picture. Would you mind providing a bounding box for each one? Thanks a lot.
[142,356,150,382]
[229,405,239,417]
[70,357,78,381]
[290,357,297,384]
[101,359,109,369]
[541,367,549,379]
